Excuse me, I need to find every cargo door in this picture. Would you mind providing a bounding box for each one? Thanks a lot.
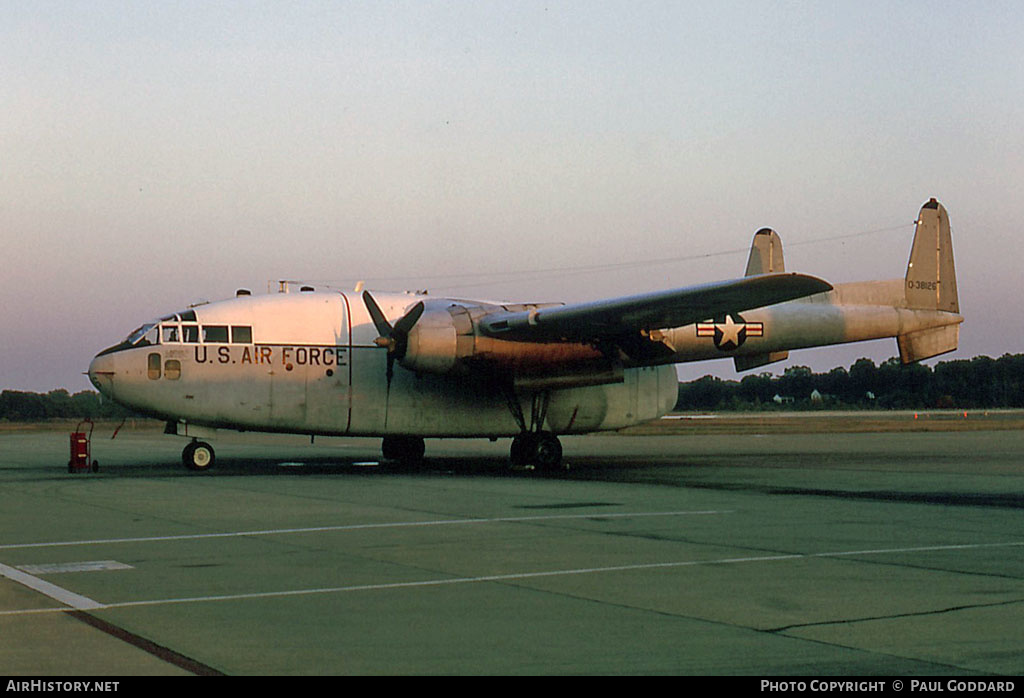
[302,293,353,434]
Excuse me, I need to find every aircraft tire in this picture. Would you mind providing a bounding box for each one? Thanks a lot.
[183,441,215,472]
[381,436,425,463]
[534,433,563,471]
[510,433,562,470]
[509,433,535,466]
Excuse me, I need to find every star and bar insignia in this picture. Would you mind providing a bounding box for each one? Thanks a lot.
[696,314,764,350]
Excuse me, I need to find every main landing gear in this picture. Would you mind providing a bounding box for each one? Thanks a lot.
[381,435,425,463]
[182,439,215,472]
[505,389,565,471]
[510,431,563,470]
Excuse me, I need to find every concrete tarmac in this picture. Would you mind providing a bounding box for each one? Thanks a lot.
[1,417,1022,675]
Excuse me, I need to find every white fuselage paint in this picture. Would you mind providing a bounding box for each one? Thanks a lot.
[89,291,678,437]
[89,278,960,439]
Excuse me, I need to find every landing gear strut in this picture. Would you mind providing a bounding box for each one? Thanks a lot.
[505,389,564,471]
[182,440,215,472]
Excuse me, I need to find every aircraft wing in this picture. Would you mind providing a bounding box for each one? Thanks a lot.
[478,272,832,343]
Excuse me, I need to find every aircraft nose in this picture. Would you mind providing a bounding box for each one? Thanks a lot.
[88,352,116,397]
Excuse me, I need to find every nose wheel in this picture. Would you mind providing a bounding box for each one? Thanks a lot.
[182,440,215,471]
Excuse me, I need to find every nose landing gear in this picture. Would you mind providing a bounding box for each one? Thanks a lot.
[182,440,215,471]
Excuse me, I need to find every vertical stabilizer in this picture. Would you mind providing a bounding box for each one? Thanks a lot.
[736,228,788,371]
[905,199,958,313]
[744,228,785,276]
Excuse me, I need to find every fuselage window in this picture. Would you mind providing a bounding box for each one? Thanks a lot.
[182,325,199,343]
[147,353,162,380]
[165,359,181,380]
[161,325,179,343]
[202,325,229,343]
[231,326,252,344]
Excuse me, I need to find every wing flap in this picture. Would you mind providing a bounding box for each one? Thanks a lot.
[479,273,832,343]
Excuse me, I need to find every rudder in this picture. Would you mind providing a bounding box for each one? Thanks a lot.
[744,228,785,276]
[905,198,958,313]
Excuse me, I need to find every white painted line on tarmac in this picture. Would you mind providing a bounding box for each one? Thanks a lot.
[2,539,1022,617]
[0,562,103,611]
[0,510,731,551]
[16,560,134,575]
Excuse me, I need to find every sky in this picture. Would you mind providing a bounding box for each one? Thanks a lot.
[2,1,1022,393]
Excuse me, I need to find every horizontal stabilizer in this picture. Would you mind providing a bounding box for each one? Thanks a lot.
[897,324,959,363]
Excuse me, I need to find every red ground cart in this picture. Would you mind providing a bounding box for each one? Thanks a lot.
[68,418,99,473]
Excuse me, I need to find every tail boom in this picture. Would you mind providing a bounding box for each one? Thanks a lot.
[664,198,962,369]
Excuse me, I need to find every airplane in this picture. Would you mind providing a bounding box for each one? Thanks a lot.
[88,199,961,472]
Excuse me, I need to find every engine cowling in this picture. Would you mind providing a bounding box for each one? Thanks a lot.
[401,303,609,380]
[401,305,463,374]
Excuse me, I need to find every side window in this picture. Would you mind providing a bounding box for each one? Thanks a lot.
[161,325,179,343]
[202,325,229,343]
[182,325,199,343]
[147,353,161,380]
[165,359,181,380]
[231,326,252,344]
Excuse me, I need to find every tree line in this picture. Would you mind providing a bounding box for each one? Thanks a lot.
[0,389,138,422]
[1,354,1022,421]
[676,354,1024,410]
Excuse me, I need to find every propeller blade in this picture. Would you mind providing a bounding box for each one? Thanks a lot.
[362,293,424,349]
[361,292,426,388]
[393,301,424,338]
[362,290,393,338]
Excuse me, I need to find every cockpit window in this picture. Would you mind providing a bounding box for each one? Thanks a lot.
[202,325,229,343]
[231,326,252,344]
[182,325,199,343]
[161,325,179,343]
[180,310,197,322]
[127,324,157,346]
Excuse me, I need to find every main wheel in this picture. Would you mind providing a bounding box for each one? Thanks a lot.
[509,432,563,470]
[534,432,563,471]
[182,441,216,472]
[509,433,536,466]
[381,436,425,463]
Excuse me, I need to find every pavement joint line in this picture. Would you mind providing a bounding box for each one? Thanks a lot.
[2,539,1022,618]
[0,509,732,551]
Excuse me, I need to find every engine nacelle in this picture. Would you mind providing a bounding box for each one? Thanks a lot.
[401,305,463,374]
[400,303,608,379]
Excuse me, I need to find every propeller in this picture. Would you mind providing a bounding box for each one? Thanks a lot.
[362,291,425,386]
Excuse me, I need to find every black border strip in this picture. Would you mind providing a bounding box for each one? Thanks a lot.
[67,611,225,676]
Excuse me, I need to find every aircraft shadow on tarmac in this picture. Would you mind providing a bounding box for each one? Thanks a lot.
[49,454,1024,510]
